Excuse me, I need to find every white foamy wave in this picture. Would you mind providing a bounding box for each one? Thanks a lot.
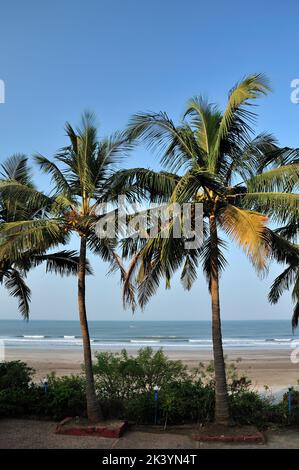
[130,339,160,343]
[23,335,45,339]
[273,338,292,342]
[1,332,298,351]
[188,337,295,348]
[3,337,83,345]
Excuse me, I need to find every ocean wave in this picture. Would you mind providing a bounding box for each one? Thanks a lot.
[3,337,83,344]
[0,334,297,350]
[273,338,292,342]
[130,339,160,343]
[150,335,179,338]
[23,335,46,339]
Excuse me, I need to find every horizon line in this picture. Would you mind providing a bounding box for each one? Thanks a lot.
[0,318,291,322]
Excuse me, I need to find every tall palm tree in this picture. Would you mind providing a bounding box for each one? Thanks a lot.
[113,74,299,424]
[0,114,134,422]
[0,154,85,319]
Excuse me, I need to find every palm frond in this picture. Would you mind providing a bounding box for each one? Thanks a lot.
[170,169,225,203]
[34,154,73,198]
[184,96,221,156]
[32,250,93,276]
[269,266,297,304]
[244,192,299,222]
[292,302,299,331]
[246,164,299,193]
[213,74,270,171]
[107,251,136,311]
[137,256,164,309]
[258,146,299,171]
[0,219,66,260]
[225,133,279,183]
[104,168,179,204]
[95,131,134,178]
[199,236,228,291]
[180,254,198,290]
[275,217,299,241]
[0,154,33,185]
[0,180,53,209]
[219,74,270,140]
[264,228,299,265]
[127,112,195,172]
[218,205,268,270]
[4,269,31,320]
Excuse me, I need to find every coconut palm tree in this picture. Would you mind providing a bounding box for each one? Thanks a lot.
[113,74,299,424]
[0,154,86,319]
[0,114,134,422]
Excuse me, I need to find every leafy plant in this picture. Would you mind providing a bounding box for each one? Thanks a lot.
[0,360,34,389]
[0,358,292,428]
[94,347,189,401]
[0,361,35,417]
[38,373,86,420]
[160,380,215,428]
[230,391,272,427]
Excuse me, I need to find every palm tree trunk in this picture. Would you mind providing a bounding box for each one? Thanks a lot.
[209,214,230,425]
[78,235,103,423]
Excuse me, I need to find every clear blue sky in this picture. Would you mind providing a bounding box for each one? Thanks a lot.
[0,0,298,321]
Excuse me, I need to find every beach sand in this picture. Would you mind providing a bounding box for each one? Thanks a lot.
[5,347,299,393]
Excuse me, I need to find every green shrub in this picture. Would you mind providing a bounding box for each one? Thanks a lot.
[280,389,299,424]
[230,391,275,427]
[265,401,289,425]
[35,373,86,420]
[94,347,190,401]
[93,348,276,425]
[159,380,215,427]
[100,398,125,420]
[196,358,252,393]
[0,361,35,417]
[93,348,215,425]
[125,393,156,424]
[0,356,292,428]
[0,364,86,420]
[0,388,33,417]
[0,361,34,390]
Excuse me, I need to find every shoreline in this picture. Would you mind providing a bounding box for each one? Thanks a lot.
[4,347,299,392]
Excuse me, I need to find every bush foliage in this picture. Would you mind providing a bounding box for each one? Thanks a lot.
[0,349,295,427]
[0,361,35,417]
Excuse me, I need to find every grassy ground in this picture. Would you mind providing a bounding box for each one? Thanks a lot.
[0,419,299,449]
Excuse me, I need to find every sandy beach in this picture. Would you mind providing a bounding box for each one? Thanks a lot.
[5,347,299,393]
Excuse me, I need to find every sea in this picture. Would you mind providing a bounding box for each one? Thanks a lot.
[0,319,299,351]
